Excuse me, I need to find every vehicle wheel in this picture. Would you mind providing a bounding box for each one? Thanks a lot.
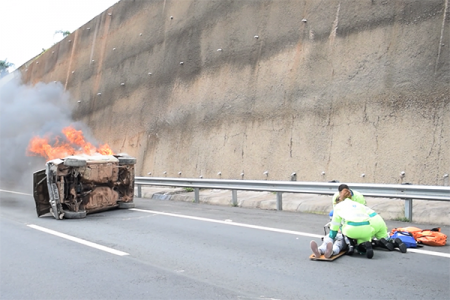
[64,158,86,167]
[118,202,135,209]
[62,210,87,219]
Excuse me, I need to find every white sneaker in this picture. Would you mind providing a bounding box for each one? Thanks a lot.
[324,242,333,258]
[310,240,321,258]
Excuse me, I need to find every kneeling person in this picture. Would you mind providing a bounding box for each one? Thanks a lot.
[329,198,375,259]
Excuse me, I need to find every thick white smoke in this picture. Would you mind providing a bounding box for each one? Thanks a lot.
[0,73,93,192]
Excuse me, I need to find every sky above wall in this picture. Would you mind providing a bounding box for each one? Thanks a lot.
[0,0,119,71]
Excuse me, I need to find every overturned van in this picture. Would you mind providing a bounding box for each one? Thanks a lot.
[33,154,136,220]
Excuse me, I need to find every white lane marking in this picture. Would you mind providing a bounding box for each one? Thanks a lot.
[0,189,32,196]
[407,248,450,258]
[28,224,129,256]
[130,208,322,238]
[130,208,450,259]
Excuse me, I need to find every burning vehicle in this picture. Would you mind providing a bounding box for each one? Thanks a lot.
[33,153,136,220]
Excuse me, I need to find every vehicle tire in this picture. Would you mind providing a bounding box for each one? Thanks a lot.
[62,210,87,219]
[64,158,86,167]
[118,202,135,209]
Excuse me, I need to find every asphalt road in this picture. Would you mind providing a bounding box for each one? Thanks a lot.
[0,190,449,300]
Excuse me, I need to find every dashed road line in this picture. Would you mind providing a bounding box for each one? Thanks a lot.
[28,224,129,256]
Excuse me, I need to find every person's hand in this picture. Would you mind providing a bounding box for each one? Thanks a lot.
[329,230,338,239]
[339,189,351,201]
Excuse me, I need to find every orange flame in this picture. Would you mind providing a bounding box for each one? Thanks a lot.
[27,126,114,160]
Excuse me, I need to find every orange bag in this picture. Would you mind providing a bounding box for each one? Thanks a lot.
[390,226,423,240]
[416,228,447,246]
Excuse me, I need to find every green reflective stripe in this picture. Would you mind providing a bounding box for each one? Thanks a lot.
[347,221,370,226]
[369,212,377,217]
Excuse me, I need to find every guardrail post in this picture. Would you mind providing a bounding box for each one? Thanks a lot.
[194,188,200,203]
[276,192,283,211]
[405,199,413,221]
[402,182,413,221]
[232,190,238,206]
[137,185,142,198]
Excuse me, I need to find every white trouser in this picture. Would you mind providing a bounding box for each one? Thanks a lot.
[319,233,348,255]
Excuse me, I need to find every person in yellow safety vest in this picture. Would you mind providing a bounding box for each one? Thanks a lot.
[317,184,368,258]
[329,198,375,259]
[332,184,366,207]
[364,206,407,253]
[329,184,367,222]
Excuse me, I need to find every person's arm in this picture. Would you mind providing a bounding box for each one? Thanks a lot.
[329,211,342,239]
[339,189,352,201]
[352,190,366,205]
[332,192,339,207]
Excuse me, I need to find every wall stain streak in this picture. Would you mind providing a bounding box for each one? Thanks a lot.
[435,0,448,74]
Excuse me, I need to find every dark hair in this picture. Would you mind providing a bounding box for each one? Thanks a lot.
[338,184,349,192]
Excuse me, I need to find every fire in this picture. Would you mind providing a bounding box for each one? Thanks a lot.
[27,126,114,160]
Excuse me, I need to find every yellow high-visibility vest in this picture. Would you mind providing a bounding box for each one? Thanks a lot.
[330,199,371,231]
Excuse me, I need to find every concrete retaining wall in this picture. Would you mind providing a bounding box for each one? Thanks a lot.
[20,0,449,185]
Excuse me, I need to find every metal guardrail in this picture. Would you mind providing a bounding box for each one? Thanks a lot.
[134,177,450,221]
